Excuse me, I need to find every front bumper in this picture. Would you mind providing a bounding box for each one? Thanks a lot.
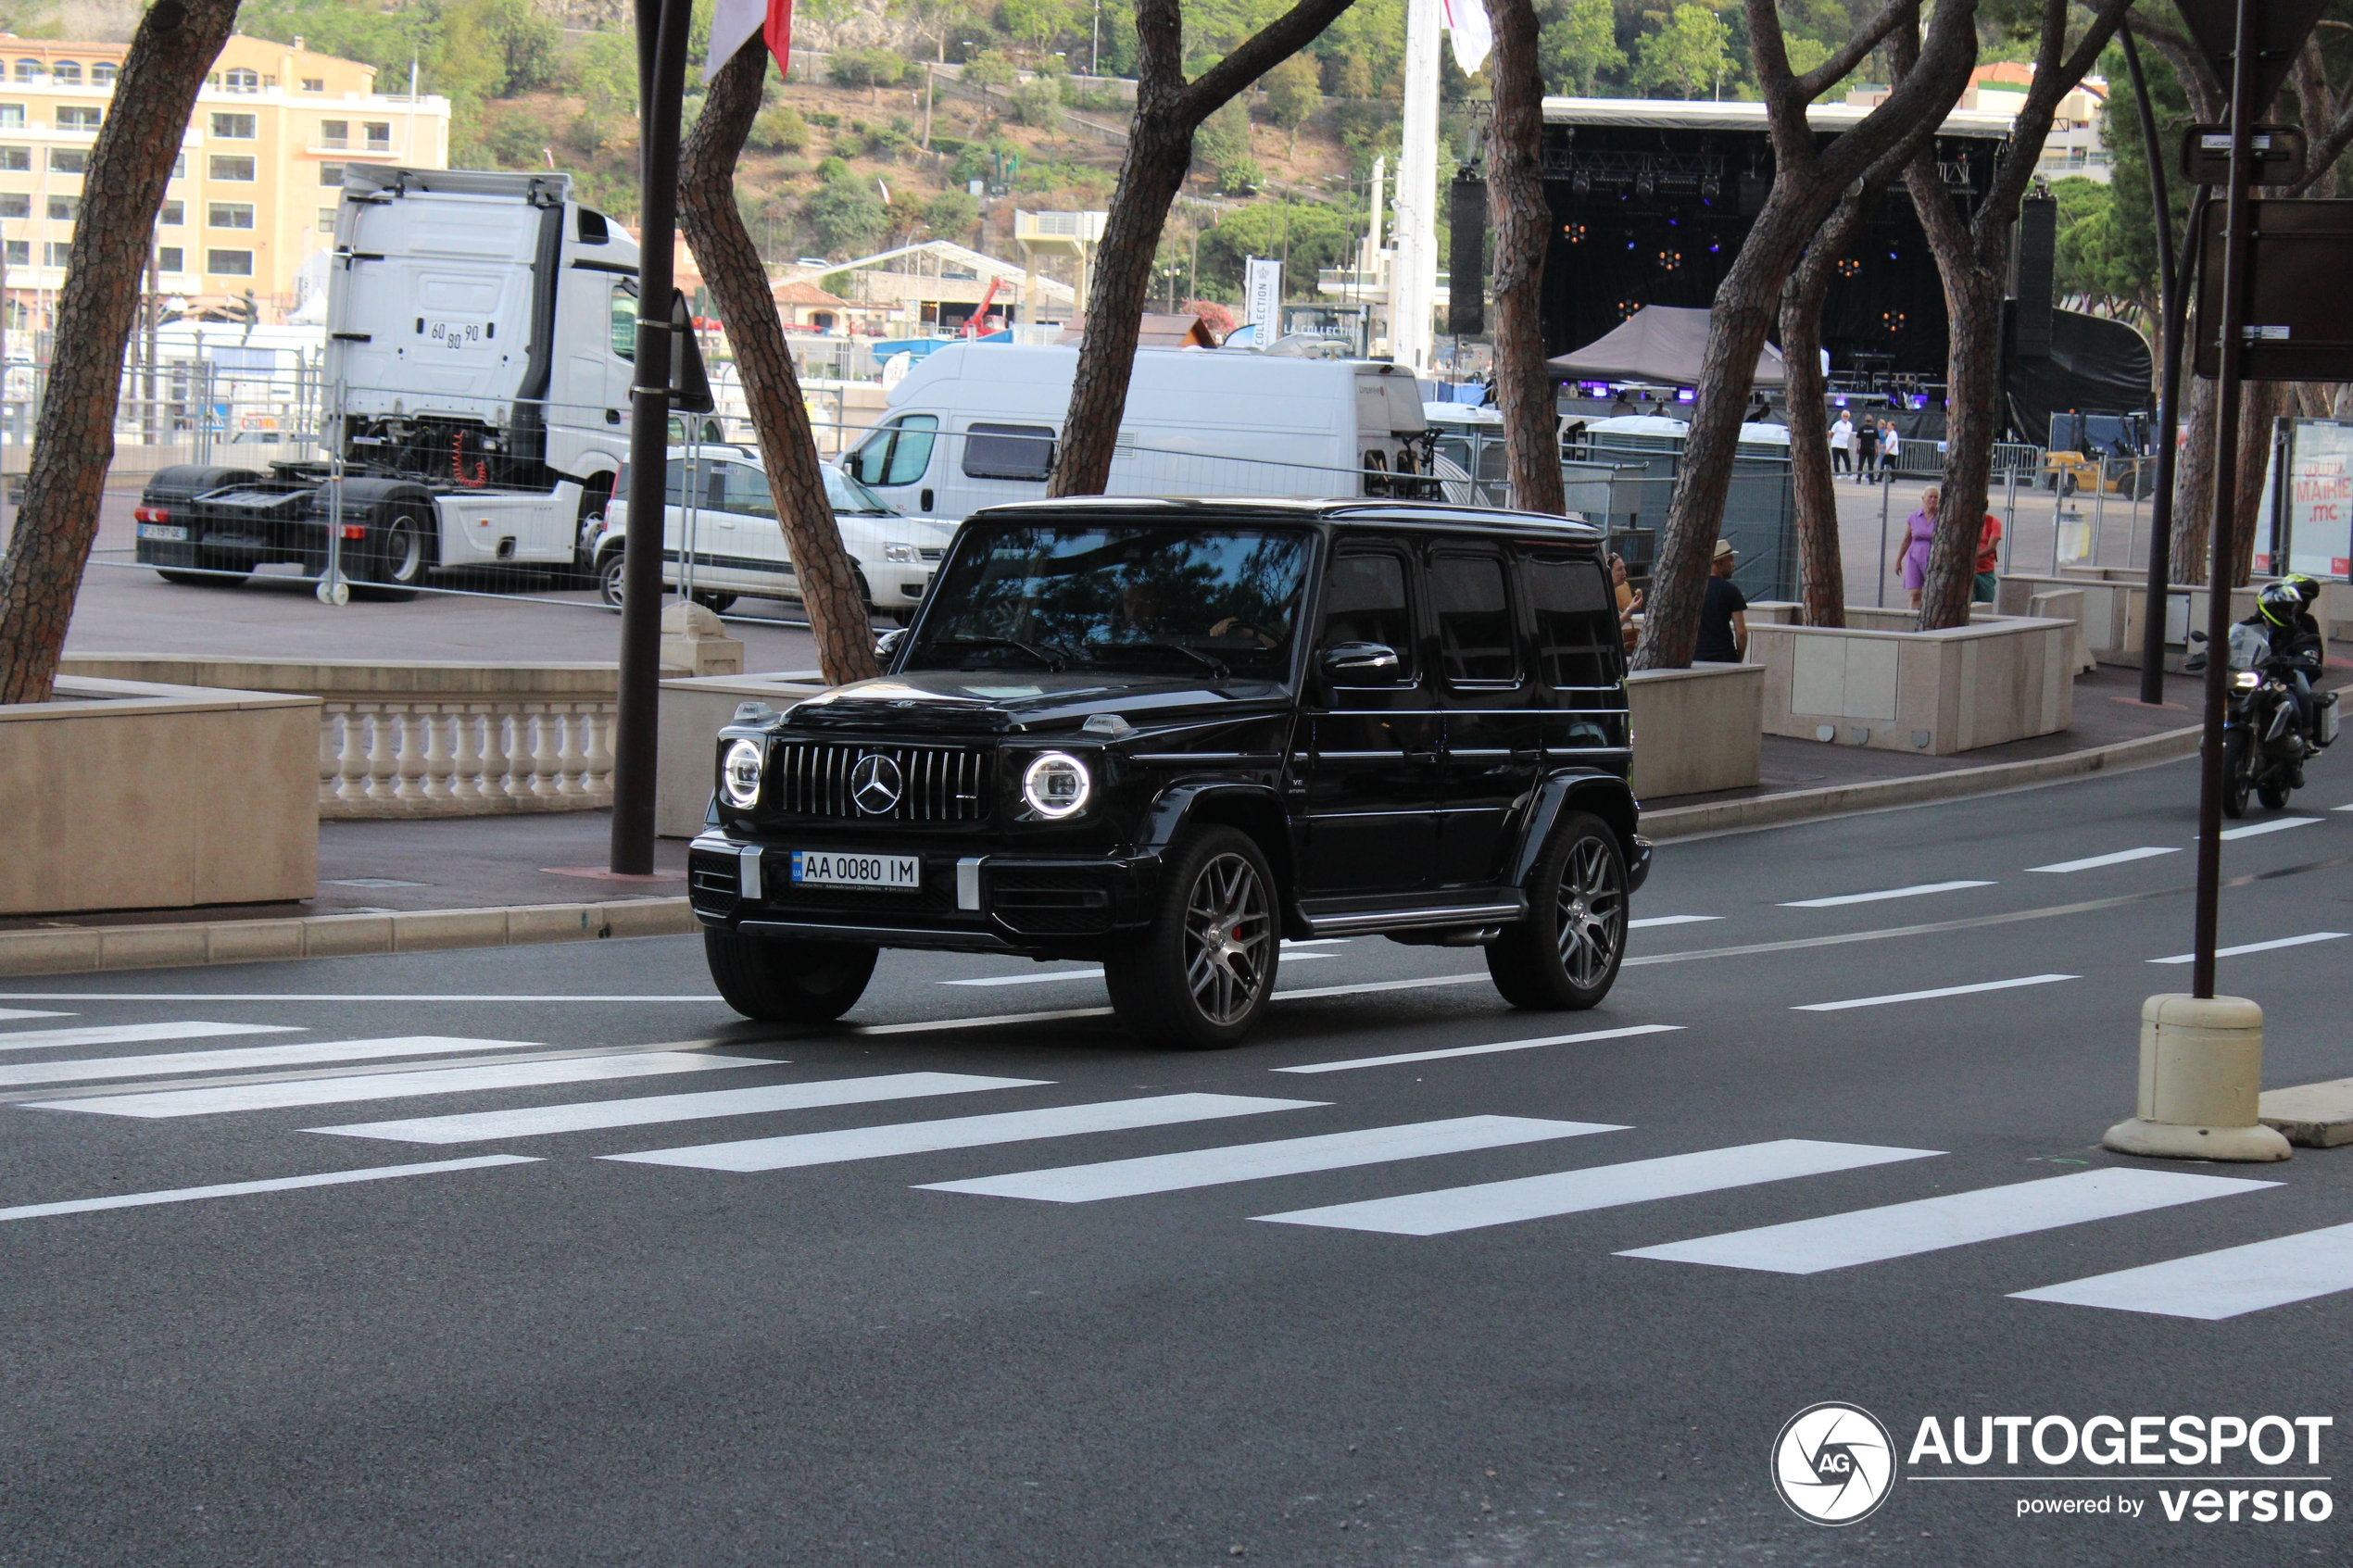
[688,834,1148,953]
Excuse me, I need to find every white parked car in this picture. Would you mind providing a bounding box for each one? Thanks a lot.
[594,444,955,622]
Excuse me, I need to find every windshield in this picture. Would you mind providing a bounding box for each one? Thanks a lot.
[908,523,1315,681]
[824,463,895,516]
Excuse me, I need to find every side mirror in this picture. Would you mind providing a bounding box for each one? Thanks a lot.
[843,452,865,483]
[1321,641,1403,684]
[875,626,908,663]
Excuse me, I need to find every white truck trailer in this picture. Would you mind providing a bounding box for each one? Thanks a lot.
[134,165,702,596]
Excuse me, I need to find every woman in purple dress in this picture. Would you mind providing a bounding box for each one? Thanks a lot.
[1901,487,1939,609]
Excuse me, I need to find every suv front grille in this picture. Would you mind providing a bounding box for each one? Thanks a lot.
[772,741,991,822]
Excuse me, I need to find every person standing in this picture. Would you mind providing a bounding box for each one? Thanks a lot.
[1610,553,1643,654]
[1974,510,2003,603]
[1879,420,1901,484]
[1831,411,1855,475]
[1855,418,1880,482]
[1695,540,1750,662]
[1901,486,1940,609]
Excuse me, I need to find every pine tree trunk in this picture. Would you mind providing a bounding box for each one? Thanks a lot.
[2228,383,2285,584]
[1916,258,2002,631]
[1481,0,1561,516]
[2171,372,2220,583]
[0,0,241,706]
[1779,203,1872,628]
[681,49,878,685]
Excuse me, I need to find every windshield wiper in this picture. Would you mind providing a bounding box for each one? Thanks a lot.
[941,636,1071,671]
[1086,641,1229,681]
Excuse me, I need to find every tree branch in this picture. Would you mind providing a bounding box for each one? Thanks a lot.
[1793,0,1918,103]
[1181,0,1359,128]
[1969,0,2136,258]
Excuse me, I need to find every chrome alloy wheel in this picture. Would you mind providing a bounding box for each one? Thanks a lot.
[1183,851,1274,1026]
[1554,834,1626,988]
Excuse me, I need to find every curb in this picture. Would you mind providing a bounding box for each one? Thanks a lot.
[1642,722,2205,840]
[0,897,699,980]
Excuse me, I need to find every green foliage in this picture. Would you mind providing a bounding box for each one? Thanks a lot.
[573,29,639,120]
[1261,54,1319,133]
[830,48,905,93]
[1194,200,1358,299]
[1634,4,1731,99]
[752,104,812,152]
[814,156,852,182]
[964,49,1020,87]
[2090,37,2191,321]
[925,186,980,235]
[1009,75,1064,128]
[2049,176,2141,319]
[486,111,549,169]
[1536,0,1623,96]
[995,0,1073,56]
[807,172,890,256]
[1194,98,1261,192]
[949,144,991,185]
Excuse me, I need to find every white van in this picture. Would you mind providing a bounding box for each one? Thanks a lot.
[594,445,956,622]
[840,343,1432,521]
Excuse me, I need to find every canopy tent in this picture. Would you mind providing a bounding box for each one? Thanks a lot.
[1547,306,1786,389]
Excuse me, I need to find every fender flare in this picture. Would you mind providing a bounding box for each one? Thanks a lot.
[1134,780,1297,922]
[1506,770,1645,892]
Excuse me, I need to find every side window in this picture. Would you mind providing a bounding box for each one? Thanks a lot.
[610,280,636,360]
[1524,552,1619,688]
[721,460,777,519]
[1429,552,1516,684]
[1317,550,1415,671]
[884,415,937,485]
[962,420,1054,481]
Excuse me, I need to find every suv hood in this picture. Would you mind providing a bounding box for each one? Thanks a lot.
[785,671,1284,735]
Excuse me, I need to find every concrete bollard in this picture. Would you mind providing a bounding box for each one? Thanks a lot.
[2103,994,2293,1162]
[660,601,744,677]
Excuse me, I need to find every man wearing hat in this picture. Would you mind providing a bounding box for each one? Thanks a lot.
[1694,539,1749,663]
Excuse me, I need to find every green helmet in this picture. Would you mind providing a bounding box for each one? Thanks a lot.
[2283,572,2322,608]
[2258,582,2301,627]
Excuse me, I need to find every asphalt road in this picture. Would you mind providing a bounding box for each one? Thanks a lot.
[4,755,2350,1566]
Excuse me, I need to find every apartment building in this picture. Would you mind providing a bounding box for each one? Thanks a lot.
[0,32,450,332]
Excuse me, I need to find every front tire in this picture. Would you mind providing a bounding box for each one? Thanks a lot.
[703,927,877,1022]
[1103,826,1278,1049]
[2222,731,2253,819]
[1486,811,1628,1010]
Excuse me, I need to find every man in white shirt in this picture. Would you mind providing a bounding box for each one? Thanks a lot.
[1831,412,1854,475]
[1879,421,1901,483]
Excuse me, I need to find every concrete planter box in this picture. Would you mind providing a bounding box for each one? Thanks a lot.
[1627,663,1763,798]
[1752,612,2074,755]
[0,676,320,916]
[2000,572,2261,671]
[658,671,828,837]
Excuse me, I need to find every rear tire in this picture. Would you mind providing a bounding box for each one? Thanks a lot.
[1486,811,1628,1010]
[703,927,877,1022]
[692,589,737,614]
[351,511,425,601]
[1103,826,1278,1049]
[2259,775,2291,810]
[597,549,626,610]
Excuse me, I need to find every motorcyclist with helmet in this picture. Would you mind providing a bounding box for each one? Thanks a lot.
[2242,577,2325,785]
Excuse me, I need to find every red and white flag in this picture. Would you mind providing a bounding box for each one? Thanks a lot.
[705,0,794,84]
[1440,0,1491,75]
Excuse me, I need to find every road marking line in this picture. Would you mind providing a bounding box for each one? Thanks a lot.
[855,1007,1115,1035]
[1273,973,1491,1000]
[604,1093,1324,1173]
[1793,974,2079,1012]
[0,1022,301,1053]
[0,1008,68,1021]
[311,1072,1046,1144]
[0,1156,538,1224]
[25,1051,762,1118]
[1619,1168,2275,1274]
[1274,1023,1684,1074]
[0,995,736,1003]
[943,954,1334,988]
[2220,818,2323,839]
[2010,1223,2353,1320]
[1255,1140,1940,1235]
[1779,880,1995,908]
[920,1116,1620,1203]
[0,1036,545,1089]
[2149,931,2348,964]
[2028,847,2181,872]
[1629,915,1722,928]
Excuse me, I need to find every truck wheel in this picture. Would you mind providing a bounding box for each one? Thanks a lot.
[352,511,425,601]
[703,927,877,1022]
[1486,811,1628,1010]
[1103,826,1278,1049]
[598,550,626,610]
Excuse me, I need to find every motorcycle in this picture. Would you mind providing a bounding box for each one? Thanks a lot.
[2184,623,2339,815]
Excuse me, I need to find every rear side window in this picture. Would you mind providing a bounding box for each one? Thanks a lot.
[1524,553,1619,688]
[720,461,777,519]
[1429,553,1516,684]
[1318,551,1414,670]
[963,421,1055,481]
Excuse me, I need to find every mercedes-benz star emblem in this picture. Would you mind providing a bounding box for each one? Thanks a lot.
[849,753,903,814]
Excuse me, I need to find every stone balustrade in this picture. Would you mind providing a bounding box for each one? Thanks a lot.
[315,699,617,819]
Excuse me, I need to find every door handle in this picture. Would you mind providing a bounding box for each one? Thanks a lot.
[606,408,621,425]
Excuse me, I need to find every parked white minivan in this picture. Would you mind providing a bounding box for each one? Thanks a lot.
[594,445,956,622]
[841,342,1434,521]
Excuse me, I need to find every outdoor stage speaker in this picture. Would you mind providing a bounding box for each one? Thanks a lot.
[2011,194,2057,360]
[1450,173,1487,336]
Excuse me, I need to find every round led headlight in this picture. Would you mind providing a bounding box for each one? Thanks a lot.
[721,737,765,809]
[2234,669,2263,689]
[1022,751,1091,819]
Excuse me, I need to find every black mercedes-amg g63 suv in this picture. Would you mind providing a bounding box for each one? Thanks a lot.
[686,496,1648,1048]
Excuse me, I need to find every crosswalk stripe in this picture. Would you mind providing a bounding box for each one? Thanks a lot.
[1254,1139,1940,1236]
[2027,847,2180,872]
[2009,1223,2353,1320]
[0,1008,69,1020]
[1618,1167,2277,1274]
[2148,931,2348,964]
[0,1022,300,1054]
[1273,1024,1683,1074]
[0,1155,538,1223]
[1793,974,2077,1012]
[24,1051,762,1118]
[919,1116,1622,1203]
[1629,914,1721,928]
[0,1035,544,1089]
[1779,881,1994,909]
[312,1072,1049,1143]
[604,1092,1324,1173]
[2220,817,2322,839]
